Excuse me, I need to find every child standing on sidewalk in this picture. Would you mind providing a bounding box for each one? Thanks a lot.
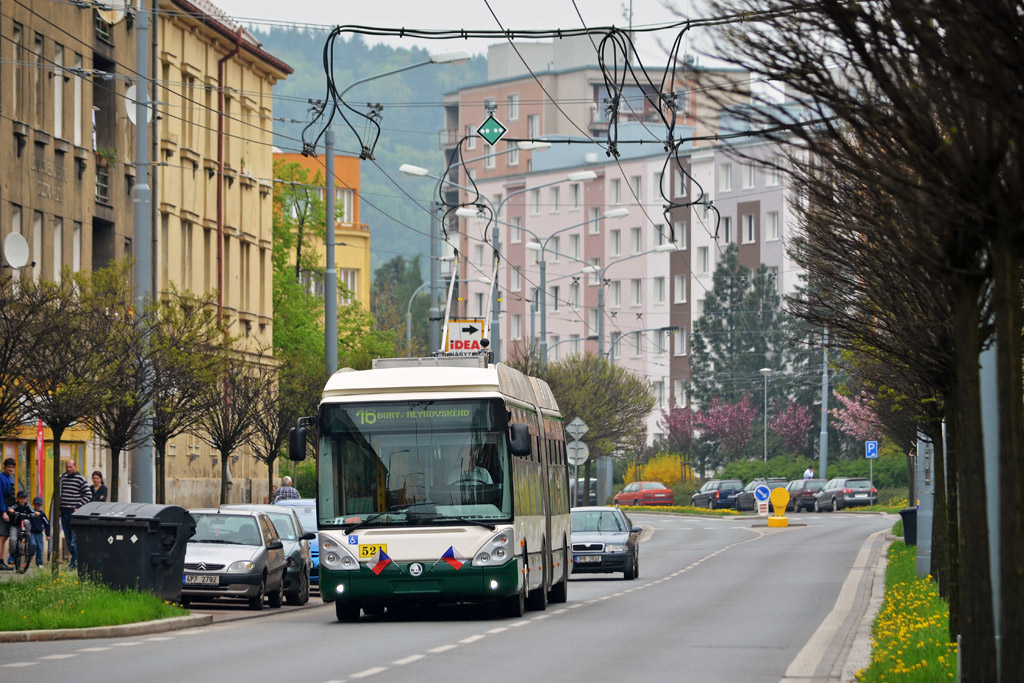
[27,496,50,567]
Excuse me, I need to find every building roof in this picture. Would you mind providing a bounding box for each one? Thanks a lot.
[169,0,293,76]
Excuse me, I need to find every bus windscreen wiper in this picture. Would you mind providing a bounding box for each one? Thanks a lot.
[342,503,438,534]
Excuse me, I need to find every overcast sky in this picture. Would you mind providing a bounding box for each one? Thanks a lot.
[212,0,701,65]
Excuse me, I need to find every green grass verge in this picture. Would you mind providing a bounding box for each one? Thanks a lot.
[855,541,957,681]
[0,571,187,631]
[616,504,740,517]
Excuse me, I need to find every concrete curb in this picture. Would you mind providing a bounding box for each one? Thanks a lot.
[839,534,893,681]
[0,613,213,643]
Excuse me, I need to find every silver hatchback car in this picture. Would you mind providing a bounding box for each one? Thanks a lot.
[182,509,288,610]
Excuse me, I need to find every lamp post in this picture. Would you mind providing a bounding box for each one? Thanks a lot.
[329,52,468,372]
[401,165,589,360]
[596,243,678,357]
[760,367,772,464]
[405,281,431,356]
[520,207,628,365]
[546,334,599,361]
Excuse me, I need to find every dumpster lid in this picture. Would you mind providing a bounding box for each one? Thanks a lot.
[71,501,194,524]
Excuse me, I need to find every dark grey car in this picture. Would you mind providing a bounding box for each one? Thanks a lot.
[690,479,744,509]
[734,478,787,512]
[221,504,315,605]
[814,477,878,511]
[570,506,641,580]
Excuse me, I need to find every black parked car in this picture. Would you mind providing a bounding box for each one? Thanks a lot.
[734,478,788,512]
[690,479,744,510]
[785,479,827,512]
[814,478,878,511]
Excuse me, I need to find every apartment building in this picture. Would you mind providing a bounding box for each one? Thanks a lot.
[153,0,291,505]
[0,2,137,503]
[272,152,371,310]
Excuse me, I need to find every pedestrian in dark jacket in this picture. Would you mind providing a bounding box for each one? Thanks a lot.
[27,496,50,567]
[58,460,91,568]
[0,458,16,570]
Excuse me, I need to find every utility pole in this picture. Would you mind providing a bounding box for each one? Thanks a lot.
[130,1,153,503]
[325,129,338,375]
[429,202,440,353]
[819,327,829,479]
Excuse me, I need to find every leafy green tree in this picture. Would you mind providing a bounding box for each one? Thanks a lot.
[371,255,427,357]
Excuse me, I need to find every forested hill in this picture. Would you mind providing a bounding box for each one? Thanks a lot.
[253,27,488,273]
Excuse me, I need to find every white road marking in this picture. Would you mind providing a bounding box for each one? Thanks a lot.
[112,641,141,647]
[508,620,529,627]
[77,647,111,652]
[1,662,38,668]
[428,644,457,653]
[782,528,887,681]
[486,626,508,634]
[39,654,77,660]
[350,667,387,678]
[459,634,486,644]
[143,636,174,642]
[392,654,424,666]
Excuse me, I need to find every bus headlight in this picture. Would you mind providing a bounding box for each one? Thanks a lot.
[319,535,360,571]
[472,529,514,567]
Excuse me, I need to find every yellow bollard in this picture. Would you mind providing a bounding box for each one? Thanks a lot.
[767,487,790,528]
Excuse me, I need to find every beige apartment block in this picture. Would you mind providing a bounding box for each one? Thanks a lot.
[154,0,292,506]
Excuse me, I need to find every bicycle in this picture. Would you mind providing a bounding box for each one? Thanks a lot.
[11,514,32,574]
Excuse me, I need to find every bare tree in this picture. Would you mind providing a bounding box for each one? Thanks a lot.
[0,272,40,438]
[149,289,227,504]
[198,347,276,505]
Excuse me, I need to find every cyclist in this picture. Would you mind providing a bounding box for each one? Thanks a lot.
[9,491,34,572]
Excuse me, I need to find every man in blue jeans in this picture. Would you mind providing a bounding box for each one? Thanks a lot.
[58,460,91,568]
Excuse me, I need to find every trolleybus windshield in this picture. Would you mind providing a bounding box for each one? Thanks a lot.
[317,399,513,528]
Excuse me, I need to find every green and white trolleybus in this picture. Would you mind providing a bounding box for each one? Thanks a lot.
[288,355,571,621]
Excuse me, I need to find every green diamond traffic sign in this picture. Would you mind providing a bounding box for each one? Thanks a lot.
[477,116,507,146]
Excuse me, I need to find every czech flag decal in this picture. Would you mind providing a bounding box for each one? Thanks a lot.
[367,549,393,575]
[441,546,466,571]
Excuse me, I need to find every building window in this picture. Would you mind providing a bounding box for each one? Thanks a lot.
[551,285,560,312]
[550,236,560,262]
[674,221,687,250]
[466,125,476,149]
[12,23,23,119]
[743,214,755,244]
[609,280,621,307]
[52,217,63,284]
[675,169,687,197]
[549,335,560,360]
[587,308,598,332]
[588,257,600,285]
[473,244,485,266]
[570,183,581,210]
[694,298,704,317]
[698,246,709,274]
[530,189,541,214]
[767,211,780,240]
[510,216,522,243]
[73,53,83,146]
[181,221,192,286]
[570,334,581,356]
[655,224,666,246]
[629,175,641,201]
[673,274,687,304]
[72,221,82,273]
[674,328,687,356]
[569,282,579,307]
[32,212,42,283]
[505,140,519,167]
[484,143,495,169]
[743,163,755,189]
[589,207,601,234]
[512,314,522,340]
[549,187,560,213]
[610,178,622,204]
[507,94,519,120]
[767,156,781,186]
[654,277,666,304]
[719,163,732,192]
[569,233,581,259]
[53,44,64,140]
[610,229,621,257]
[630,227,642,254]
[338,188,354,224]
[654,380,665,407]
[631,333,642,358]
[654,172,663,198]
[722,216,733,244]
[677,87,690,116]
[630,278,642,306]
[511,266,522,292]
[527,114,540,138]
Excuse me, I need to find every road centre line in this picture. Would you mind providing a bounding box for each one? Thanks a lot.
[1,662,38,668]
[459,634,486,644]
[39,654,77,660]
[112,641,141,646]
[77,647,110,652]
[486,626,508,633]
[428,644,458,653]
[392,654,424,665]
[350,666,388,678]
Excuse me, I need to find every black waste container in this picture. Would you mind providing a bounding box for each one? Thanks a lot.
[71,502,196,602]
[899,506,917,546]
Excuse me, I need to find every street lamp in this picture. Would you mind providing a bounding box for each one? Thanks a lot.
[547,334,599,361]
[518,207,629,365]
[606,326,679,366]
[760,368,772,464]
[596,243,678,357]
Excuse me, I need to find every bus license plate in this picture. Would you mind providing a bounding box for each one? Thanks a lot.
[574,555,600,564]
[358,543,388,559]
[184,574,219,585]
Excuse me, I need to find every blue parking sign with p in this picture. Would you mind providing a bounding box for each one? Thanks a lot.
[865,441,878,459]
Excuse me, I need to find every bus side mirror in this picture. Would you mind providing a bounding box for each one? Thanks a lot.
[509,422,531,457]
[288,424,307,462]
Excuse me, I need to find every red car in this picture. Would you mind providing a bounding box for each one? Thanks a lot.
[613,481,675,506]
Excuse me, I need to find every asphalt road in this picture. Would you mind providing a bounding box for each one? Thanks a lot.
[0,511,893,682]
